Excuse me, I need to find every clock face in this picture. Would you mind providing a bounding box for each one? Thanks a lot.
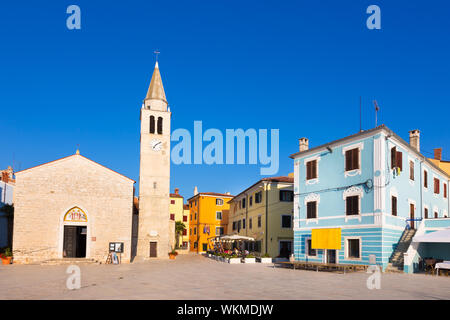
[151,139,162,152]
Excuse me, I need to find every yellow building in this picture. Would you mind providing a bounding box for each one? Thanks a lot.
[187,192,233,253]
[228,176,294,258]
[170,188,189,249]
[429,148,450,176]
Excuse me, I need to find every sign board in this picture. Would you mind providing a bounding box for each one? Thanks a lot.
[109,242,124,253]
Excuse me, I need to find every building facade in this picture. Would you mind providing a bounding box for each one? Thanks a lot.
[290,126,450,271]
[170,188,189,249]
[188,192,233,253]
[12,153,135,263]
[137,61,173,259]
[228,176,294,258]
[0,167,15,248]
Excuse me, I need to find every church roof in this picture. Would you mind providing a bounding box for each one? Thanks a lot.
[15,153,135,183]
[145,62,167,103]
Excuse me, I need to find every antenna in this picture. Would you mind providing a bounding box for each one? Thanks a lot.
[154,50,160,62]
[359,96,362,132]
[373,100,380,127]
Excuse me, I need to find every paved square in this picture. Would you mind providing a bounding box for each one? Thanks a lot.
[1,254,449,299]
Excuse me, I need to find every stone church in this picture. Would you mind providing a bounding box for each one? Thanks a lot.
[12,62,174,263]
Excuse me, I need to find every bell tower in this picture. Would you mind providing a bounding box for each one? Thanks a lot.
[137,61,172,258]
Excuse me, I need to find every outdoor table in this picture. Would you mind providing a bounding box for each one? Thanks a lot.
[435,261,450,275]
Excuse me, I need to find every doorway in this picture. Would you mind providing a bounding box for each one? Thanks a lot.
[326,249,337,264]
[149,241,157,257]
[279,241,292,258]
[410,203,415,229]
[63,226,87,258]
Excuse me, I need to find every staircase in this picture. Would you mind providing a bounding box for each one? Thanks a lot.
[385,228,416,273]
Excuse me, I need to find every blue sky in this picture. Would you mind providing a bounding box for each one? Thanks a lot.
[1,1,449,200]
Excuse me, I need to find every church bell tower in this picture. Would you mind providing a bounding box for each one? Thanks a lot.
[137,61,171,258]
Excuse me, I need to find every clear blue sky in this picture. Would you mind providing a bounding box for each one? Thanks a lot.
[1,1,449,200]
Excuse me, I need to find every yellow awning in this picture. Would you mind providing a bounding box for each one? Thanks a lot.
[311,228,341,250]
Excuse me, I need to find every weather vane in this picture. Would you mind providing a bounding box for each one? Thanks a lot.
[154,50,160,62]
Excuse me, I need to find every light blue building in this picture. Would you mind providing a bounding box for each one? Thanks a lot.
[290,125,450,272]
[0,167,14,248]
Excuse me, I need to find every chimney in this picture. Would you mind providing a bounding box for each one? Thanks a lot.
[409,130,420,152]
[194,186,198,196]
[174,188,179,195]
[299,138,309,152]
[225,192,230,195]
[434,148,442,161]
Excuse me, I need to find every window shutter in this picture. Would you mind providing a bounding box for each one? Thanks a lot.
[396,152,403,171]
[424,171,428,188]
[312,160,317,178]
[345,150,351,171]
[352,149,359,169]
[391,147,397,169]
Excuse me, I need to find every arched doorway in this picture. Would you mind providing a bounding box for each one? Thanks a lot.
[62,207,88,258]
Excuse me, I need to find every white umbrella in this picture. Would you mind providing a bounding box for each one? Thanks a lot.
[413,228,450,243]
[219,234,255,241]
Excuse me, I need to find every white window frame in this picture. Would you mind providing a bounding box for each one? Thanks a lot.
[305,237,317,258]
[215,226,224,236]
[423,168,429,191]
[444,182,448,199]
[423,204,429,219]
[304,155,320,185]
[304,193,320,224]
[342,142,364,177]
[216,211,222,220]
[216,198,224,206]
[345,236,362,261]
[343,186,363,221]
[408,158,415,186]
[281,214,292,229]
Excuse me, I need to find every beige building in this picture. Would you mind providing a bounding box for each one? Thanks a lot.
[12,153,135,264]
[228,176,294,258]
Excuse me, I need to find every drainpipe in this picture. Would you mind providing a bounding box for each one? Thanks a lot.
[265,181,269,255]
[420,160,423,221]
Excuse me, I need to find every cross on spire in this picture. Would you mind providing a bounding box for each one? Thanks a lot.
[154,50,160,62]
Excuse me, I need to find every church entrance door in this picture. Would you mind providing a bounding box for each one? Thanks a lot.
[63,226,87,258]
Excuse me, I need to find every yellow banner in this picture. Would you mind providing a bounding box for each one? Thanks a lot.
[311,228,341,250]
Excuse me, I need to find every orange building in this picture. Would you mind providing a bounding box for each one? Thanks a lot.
[187,192,233,253]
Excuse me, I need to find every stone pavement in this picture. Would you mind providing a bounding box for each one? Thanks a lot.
[1,254,449,299]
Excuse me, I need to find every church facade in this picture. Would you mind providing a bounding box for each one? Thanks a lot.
[12,62,173,263]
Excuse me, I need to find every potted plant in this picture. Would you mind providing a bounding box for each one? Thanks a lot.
[228,253,241,264]
[257,253,272,263]
[169,248,178,260]
[1,248,13,265]
[244,254,256,264]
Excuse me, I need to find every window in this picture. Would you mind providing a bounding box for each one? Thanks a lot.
[347,239,360,259]
[194,227,197,235]
[216,211,222,220]
[281,215,292,228]
[249,196,253,206]
[190,202,192,208]
[215,227,224,236]
[391,196,397,216]
[307,239,316,256]
[153,182,157,189]
[183,215,187,222]
[258,215,262,228]
[157,117,163,134]
[346,196,359,216]
[409,161,414,181]
[149,115,155,134]
[194,242,198,249]
[202,243,208,252]
[249,218,252,229]
[444,184,447,198]
[424,208,429,219]
[216,198,224,206]
[194,213,197,220]
[170,214,175,220]
[345,148,359,171]
[391,147,403,171]
[306,201,317,219]
[434,178,440,194]
[242,218,246,229]
[280,190,294,202]
[182,229,187,236]
[242,198,246,208]
[424,170,428,188]
[170,200,175,204]
[190,214,192,221]
[434,211,438,218]
[232,221,236,231]
[255,191,262,203]
[306,160,318,180]
[237,220,241,231]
